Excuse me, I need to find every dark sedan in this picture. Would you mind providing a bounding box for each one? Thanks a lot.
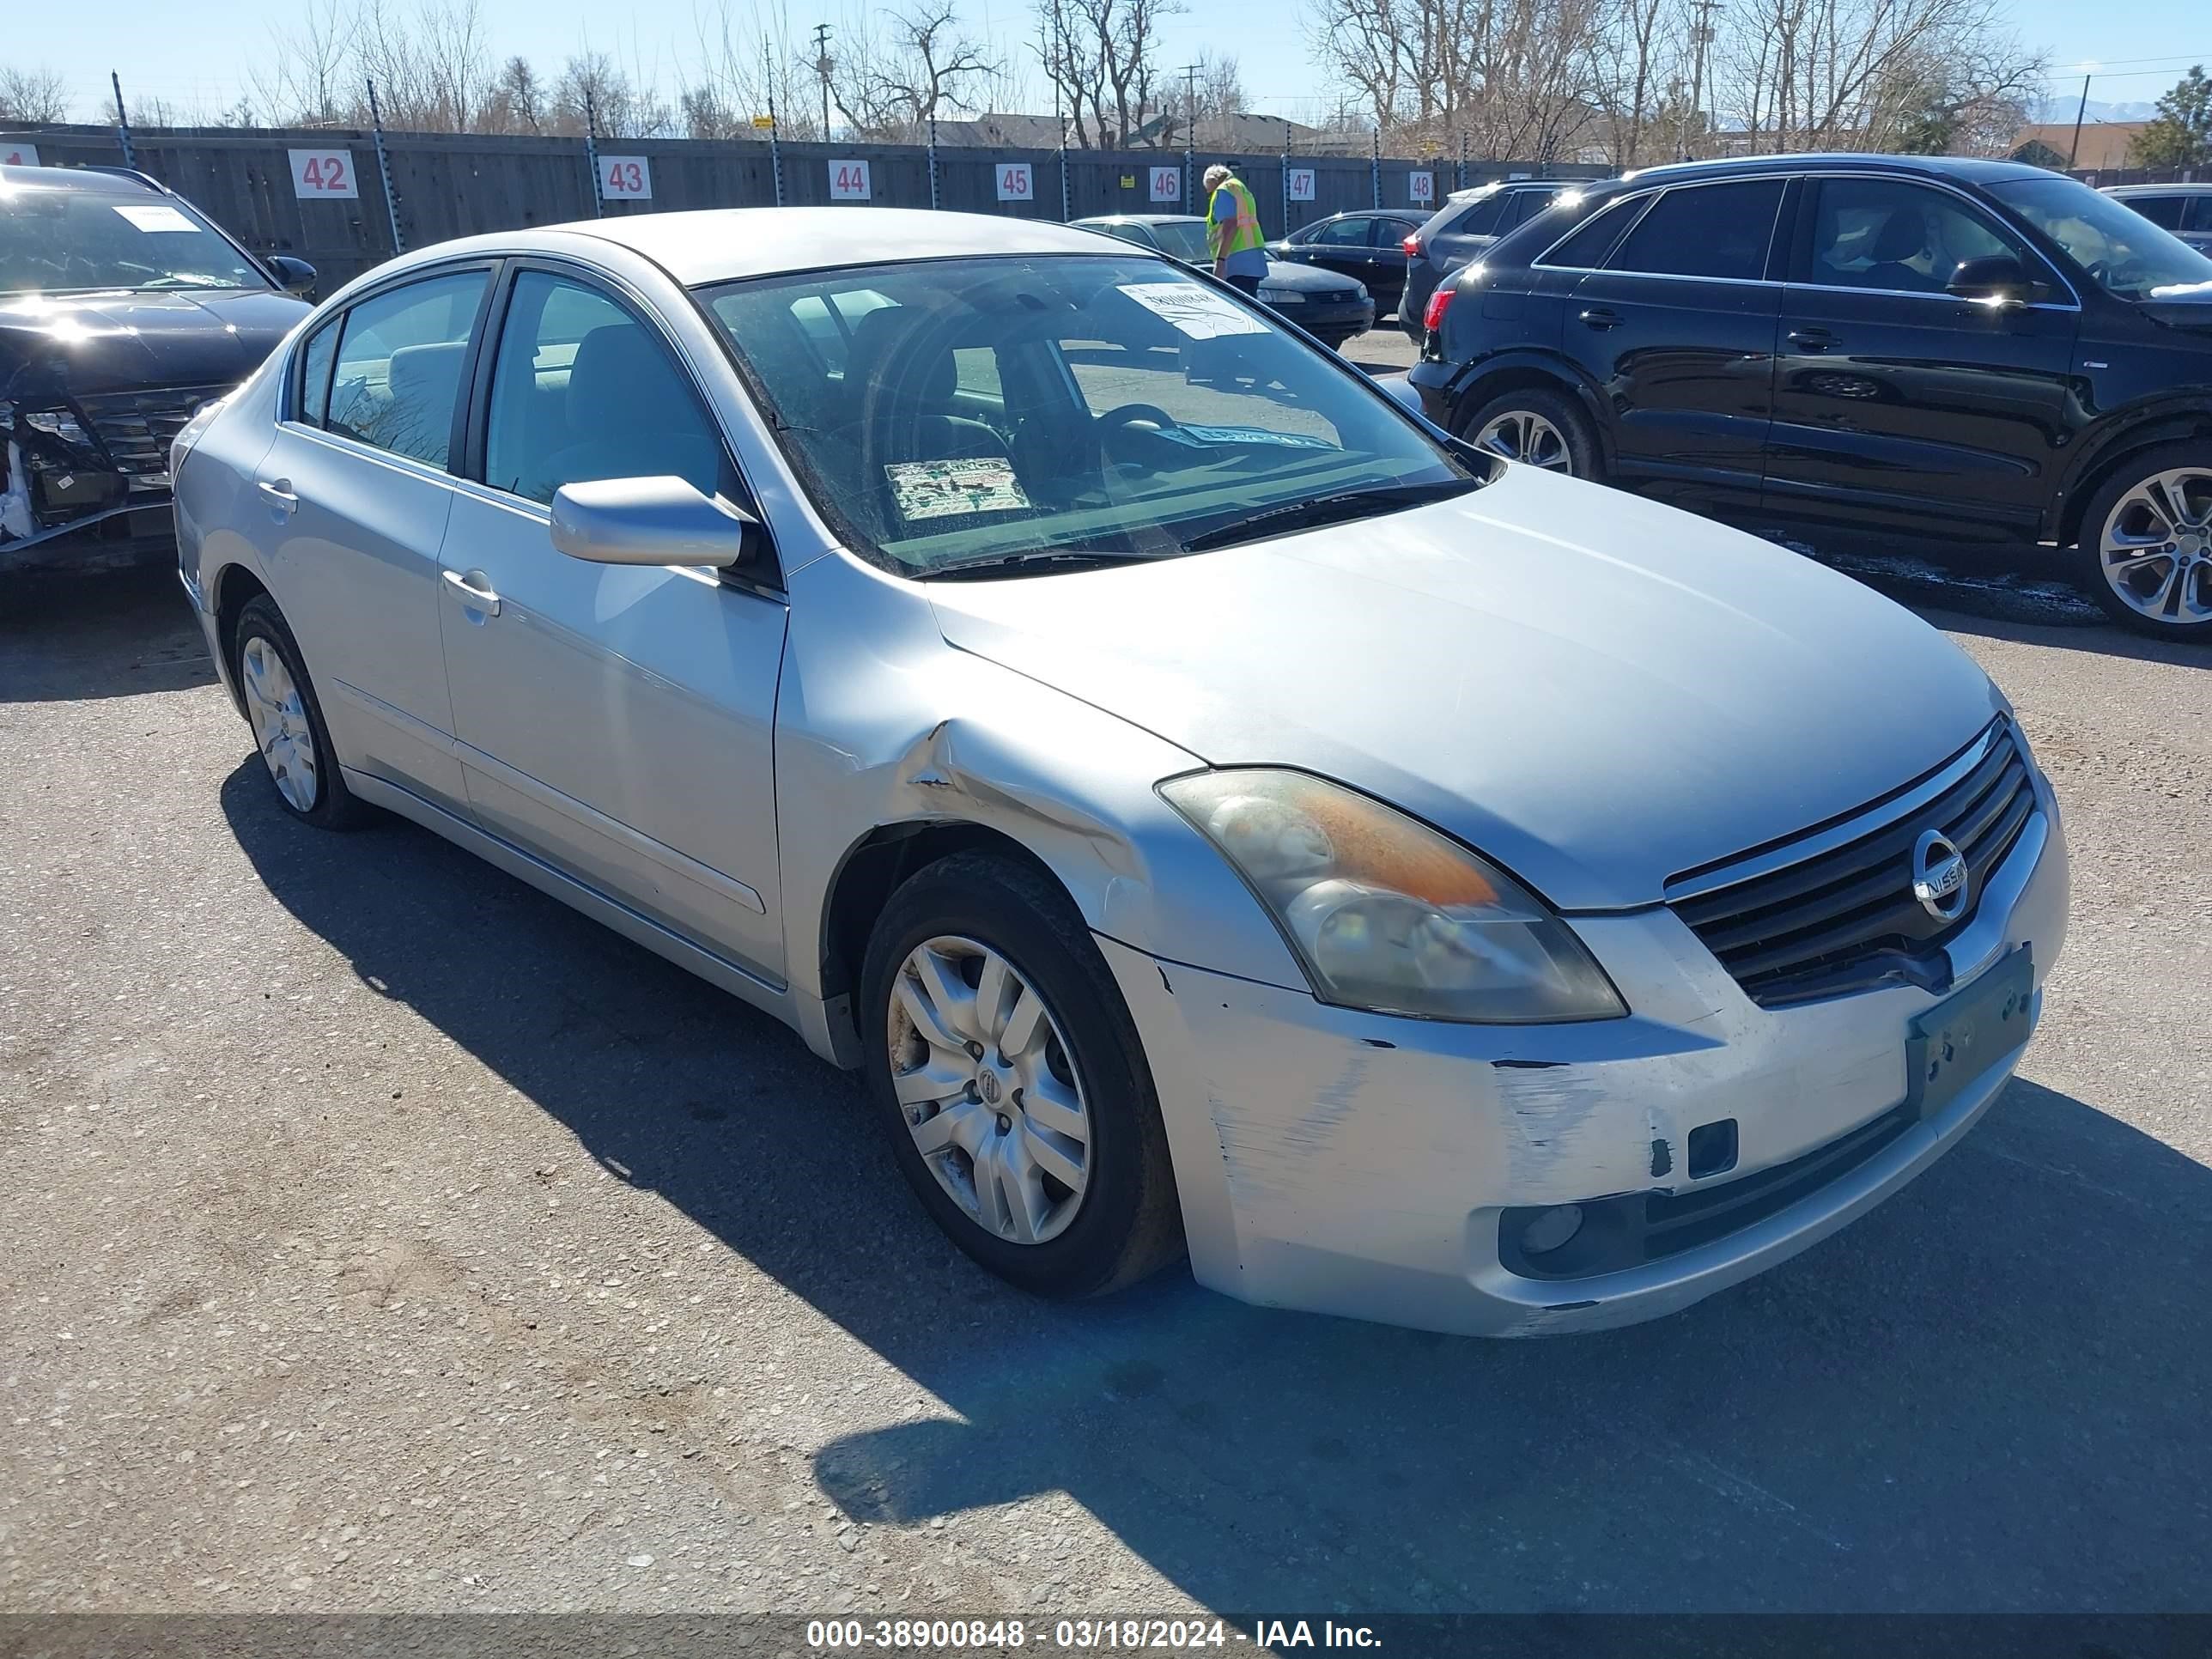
[1409,153,2212,641]
[2,164,313,571]
[1069,215,1375,347]
[1267,210,1428,313]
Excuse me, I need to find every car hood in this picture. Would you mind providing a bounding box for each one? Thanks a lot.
[927,468,2002,910]
[0,287,309,398]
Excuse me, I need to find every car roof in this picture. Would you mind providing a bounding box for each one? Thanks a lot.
[534,207,1140,285]
[1613,152,2057,187]
[1073,214,1201,227]
[0,163,169,196]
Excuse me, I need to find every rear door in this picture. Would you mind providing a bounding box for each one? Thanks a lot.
[1562,175,1788,516]
[1762,173,2080,544]
[435,261,788,984]
[254,264,494,813]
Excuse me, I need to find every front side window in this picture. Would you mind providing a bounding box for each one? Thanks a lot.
[1987,174,2212,299]
[1806,178,2027,295]
[0,184,268,295]
[1607,180,1785,281]
[2120,194,2186,230]
[483,270,725,506]
[697,254,1474,576]
[1310,217,1373,248]
[325,270,488,468]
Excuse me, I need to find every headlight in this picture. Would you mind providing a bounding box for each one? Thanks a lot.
[1160,769,1626,1023]
[1256,288,1305,303]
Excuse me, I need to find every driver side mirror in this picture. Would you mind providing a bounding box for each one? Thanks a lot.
[1948,254,2034,306]
[265,255,317,298]
[550,476,762,570]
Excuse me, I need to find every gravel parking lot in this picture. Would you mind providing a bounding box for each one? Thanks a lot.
[3,529,2208,1615]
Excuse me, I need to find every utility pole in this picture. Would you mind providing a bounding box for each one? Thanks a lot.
[1181,62,1200,214]
[812,22,834,142]
[2066,72,2092,170]
[1686,0,1721,159]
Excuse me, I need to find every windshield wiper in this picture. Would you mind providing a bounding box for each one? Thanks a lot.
[921,549,1170,580]
[1179,477,1481,553]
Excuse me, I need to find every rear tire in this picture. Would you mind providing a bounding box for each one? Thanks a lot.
[2075,443,2212,641]
[1460,386,1600,479]
[860,851,1183,1298]
[233,594,370,830]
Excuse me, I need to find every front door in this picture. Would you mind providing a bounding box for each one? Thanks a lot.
[1291,216,1382,285]
[1762,174,2080,544]
[1562,176,1789,517]
[255,265,492,813]
[435,265,789,985]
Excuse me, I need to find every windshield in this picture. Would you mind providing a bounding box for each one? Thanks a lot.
[0,184,267,295]
[1146,221,1212,263]
[696,253,1472,576]
[1987,175,2212,300]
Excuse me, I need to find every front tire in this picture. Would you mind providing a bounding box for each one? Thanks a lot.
[2077,444,2212,641]
[1461,386,1600,479]
[860,851,1182,1298]
[233,594,369,830]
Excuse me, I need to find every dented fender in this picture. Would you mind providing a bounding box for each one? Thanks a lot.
[773,550,1310,1063]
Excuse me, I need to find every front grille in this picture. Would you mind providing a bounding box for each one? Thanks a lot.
[1669,720,2036,1007]
[76,384,228,490]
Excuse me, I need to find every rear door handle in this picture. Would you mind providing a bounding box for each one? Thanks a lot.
[256,478,298,513]
[1579,307,1622,330]
[442,568,501,617]
[1787,328,1837,350]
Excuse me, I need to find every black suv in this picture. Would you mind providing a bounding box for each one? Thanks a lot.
[1409,154,2212,640]
[1399,179,1577,341]
[2,164,314,572]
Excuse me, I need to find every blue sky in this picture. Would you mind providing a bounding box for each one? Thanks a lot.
[9,0,2210,129]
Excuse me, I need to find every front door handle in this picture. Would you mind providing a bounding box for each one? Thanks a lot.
[256,478,298,514]
[1787,327,1837,351]
[1579,307,1622,330]
[442,567,501,617]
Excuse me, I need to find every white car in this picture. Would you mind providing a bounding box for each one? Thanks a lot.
[173,208,2069,1335]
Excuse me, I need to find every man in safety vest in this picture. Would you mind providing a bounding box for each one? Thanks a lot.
[1203,165,1268,295]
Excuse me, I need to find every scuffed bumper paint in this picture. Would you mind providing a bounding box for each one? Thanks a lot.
[1100,787,2069,1337]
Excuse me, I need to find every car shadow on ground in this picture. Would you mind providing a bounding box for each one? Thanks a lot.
[219,762,2212,1613]
[0,564,217,702]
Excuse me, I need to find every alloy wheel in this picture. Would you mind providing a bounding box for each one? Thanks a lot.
[2098,465,2212,627]
[1472,408,1572,471]
[240,636,320,812]
[886,935,1092,1246]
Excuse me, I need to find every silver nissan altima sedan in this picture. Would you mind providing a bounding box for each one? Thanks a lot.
[172,207,2069,1335]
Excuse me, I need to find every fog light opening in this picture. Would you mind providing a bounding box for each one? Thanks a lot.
[1519,1203,1584,1256]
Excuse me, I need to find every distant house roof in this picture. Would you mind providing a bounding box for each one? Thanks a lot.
[920,112,1069,149]
[2010,120,2148,171]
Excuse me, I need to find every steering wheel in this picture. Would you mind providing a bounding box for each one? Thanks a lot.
[1095,403,1183,434]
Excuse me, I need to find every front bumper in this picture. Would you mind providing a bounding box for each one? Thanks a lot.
[1101,785,2069,1337]
[1287,299,1375,343]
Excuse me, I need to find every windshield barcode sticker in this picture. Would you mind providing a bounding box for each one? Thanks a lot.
[885,459,1031,521]
[1116,282,1268,339]
[112,204,199,233]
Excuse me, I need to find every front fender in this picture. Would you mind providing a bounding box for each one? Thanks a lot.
[774,551,1309,1058]
[2048,396,2212,543]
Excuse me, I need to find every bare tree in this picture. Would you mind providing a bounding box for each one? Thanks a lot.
[550,52,673,137]
[250,0,360,126]
[1035,0,1181,148]
[831,2,1005,139]
[1589,0,1689,166]
[683,1,823,140]
[487,56,546,134]
[0,66,73,125]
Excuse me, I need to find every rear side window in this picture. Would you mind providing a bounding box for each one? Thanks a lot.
[1539,196,1644,268]
[295,317,338,428]
[483,270,726,507]
[1448,193,1508,237]
[1607,180,1786,280]
[2121,194,2185,230]
[325,270,488,468]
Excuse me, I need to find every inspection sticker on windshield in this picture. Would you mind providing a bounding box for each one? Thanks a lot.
[885,459,1031,521]
[111,204,199,234]
[1116,282,1267,339]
